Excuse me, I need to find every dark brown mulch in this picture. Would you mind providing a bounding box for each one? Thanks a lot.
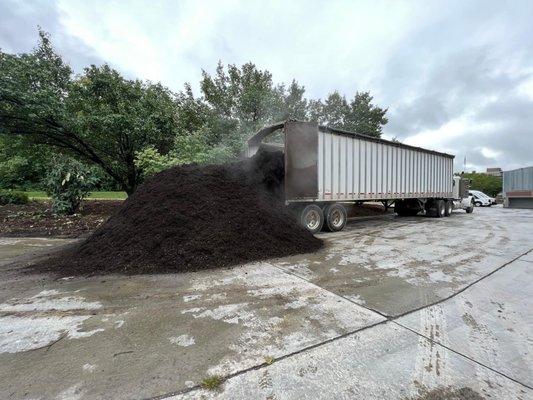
[32,150,323,276]
[0,200,122,238]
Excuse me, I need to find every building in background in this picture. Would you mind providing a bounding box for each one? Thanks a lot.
[485,167,503,177]
[503,166,533,209]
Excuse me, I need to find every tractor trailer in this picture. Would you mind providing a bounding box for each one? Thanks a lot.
[247,120,474,233]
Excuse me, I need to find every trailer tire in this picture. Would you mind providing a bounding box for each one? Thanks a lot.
[323,203,347,232]
[300,204,324,234]
[444,200,453,216]
[435,199,445,218]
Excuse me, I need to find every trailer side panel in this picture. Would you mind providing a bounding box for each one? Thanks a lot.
[314,128,454,202]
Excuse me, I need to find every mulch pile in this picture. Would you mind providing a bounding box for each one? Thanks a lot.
[34,150,322,276]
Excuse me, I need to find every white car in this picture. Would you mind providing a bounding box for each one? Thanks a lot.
[469,190,496,206]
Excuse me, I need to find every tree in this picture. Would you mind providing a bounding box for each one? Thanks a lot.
[0,31,178,195]
[462,172,502,197]
[343,92,388,137]
[198,62,286,154]
[308,91,387,137]
[0,135,54,189]
[279,80,308,120]
[321,91,349,127]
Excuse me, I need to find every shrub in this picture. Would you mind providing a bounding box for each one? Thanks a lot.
[43,158,98,215]
[0,189,29,205]
[135,132,237,180]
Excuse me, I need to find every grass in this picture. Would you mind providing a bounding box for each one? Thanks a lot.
[200,375,223,390]
[25,191,127,200]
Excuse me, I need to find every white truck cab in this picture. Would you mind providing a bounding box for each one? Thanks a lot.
[453,176,475,213]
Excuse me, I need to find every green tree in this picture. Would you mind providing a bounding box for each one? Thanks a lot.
[198,62,286,155]
[279,80,308,120]
[0,135,54,189]
[309,91,387,137]
[322,91,350,127]
[462,172,502,197]
[0,31,178,195]
[343,92,388,137]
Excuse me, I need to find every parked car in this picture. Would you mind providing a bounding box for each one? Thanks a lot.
[469,190,496,206]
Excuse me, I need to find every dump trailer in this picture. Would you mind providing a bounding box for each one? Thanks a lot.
[247,120,474,233]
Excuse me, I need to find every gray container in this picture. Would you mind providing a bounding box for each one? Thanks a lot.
[503,166,533,209]
[503,166,533,193]
[250,121,455,203]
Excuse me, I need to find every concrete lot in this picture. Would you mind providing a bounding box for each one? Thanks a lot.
[0,206,531,399]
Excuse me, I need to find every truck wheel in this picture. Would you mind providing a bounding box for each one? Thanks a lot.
[300,204,324,234]
[466,205,474,213]
[444,200,453,216]
[323,203,347,232]
[435,199,445,218]
[394,200,406,216]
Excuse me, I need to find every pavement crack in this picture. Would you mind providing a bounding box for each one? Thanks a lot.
[145,318,390,400]
[269,263,390,319]
[391,247,533,320]
[147,247,533,399]
[392,320,533,390]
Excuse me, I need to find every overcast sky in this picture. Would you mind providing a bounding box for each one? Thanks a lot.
[1,0,532,172]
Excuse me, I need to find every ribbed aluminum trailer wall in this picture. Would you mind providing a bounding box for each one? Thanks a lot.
[316,129,454,201]
[503,166,533,193]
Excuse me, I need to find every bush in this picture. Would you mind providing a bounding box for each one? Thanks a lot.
[43,158,98,215]
[135,132,237,180]
[0,189,29,205]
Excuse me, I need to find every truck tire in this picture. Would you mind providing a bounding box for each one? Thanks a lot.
[435,199,445,218]
[444,200,453,216]
[300,204,324,234]
[394,200,406,216]
[466,205,474,213]
[323,203,347,232]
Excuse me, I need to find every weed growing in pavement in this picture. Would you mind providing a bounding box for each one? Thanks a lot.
[264,356,275,365]
[200,375,223,390]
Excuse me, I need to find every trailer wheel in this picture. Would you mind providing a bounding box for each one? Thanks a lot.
[435,199,445,218]
[323,203,347,232]
[444,200,453,216]
[300,205,324,234]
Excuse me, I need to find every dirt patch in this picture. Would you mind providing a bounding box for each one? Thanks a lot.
[32,150,322,276]
[0,200,121,238]
[409,387,485,400]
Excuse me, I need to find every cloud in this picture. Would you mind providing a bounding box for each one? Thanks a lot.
[0,0,103,71]
[1,0,532,171]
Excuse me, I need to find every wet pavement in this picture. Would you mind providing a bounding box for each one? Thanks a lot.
[0,206,531,399]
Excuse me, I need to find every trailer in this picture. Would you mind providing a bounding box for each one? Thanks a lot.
[247,120,474,233]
